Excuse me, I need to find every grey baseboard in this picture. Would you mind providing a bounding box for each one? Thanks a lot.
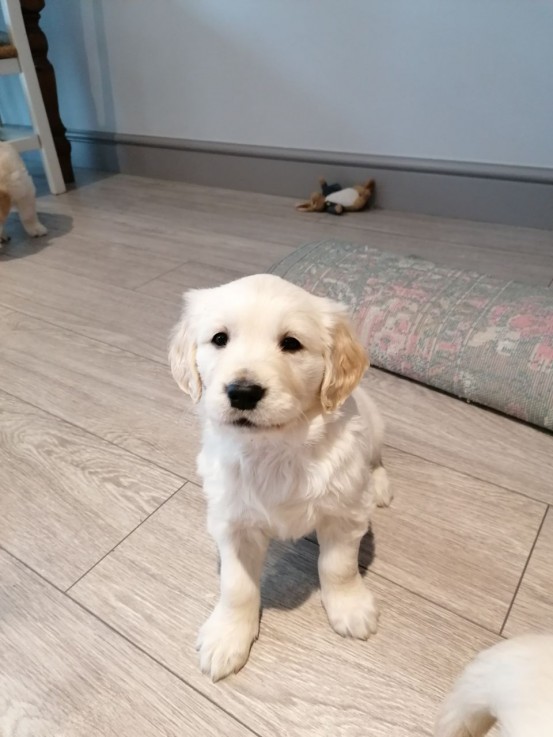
[68,129,553,229]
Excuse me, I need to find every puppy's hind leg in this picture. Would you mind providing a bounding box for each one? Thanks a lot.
[14,191,47,237]
[368,412,392,508]
[357,389,393,507]
[372,464,392,508]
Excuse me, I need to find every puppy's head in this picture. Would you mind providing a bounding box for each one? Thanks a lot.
[169,274,367,432]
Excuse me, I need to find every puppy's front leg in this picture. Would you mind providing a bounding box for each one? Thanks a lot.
[198,524,268,681]
[317,517,379,640]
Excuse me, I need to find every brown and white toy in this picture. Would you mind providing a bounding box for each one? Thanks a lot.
[296,178,375,215]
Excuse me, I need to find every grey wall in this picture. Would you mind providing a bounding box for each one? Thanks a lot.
[32,0,553,169]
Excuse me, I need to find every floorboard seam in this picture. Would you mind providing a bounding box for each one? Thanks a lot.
[499,505,550,635]
[0,300,171,366]
[0,546,261,737]
[131,261,193,292]
[1,545,73,595]
[0,383,192,483]
[65,482,188,593]
[68,597,264,737]
[301,536,504,638]
[383,442,551,507]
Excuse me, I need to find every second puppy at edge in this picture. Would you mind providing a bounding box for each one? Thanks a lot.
[169,273,392,681]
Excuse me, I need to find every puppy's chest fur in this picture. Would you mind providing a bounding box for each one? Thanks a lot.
[198,412,372,540]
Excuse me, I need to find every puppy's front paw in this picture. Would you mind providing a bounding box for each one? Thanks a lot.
[197,604,259,681]
[372,466,392,508]
[323,585,379,640]
[25,221,48,237]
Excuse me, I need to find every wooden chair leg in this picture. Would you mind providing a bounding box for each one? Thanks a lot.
[1,0,65,193]
[21,0,74,184]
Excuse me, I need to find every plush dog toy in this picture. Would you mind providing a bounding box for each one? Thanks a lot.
[296,178,375,215]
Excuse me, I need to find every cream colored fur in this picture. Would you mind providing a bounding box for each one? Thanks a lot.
[170,274,392,681]
[0,142,47,243]
[435,634,553,737]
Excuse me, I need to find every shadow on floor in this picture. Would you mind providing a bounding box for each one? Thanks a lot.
[0,211,73,260]
[261,526,376,613]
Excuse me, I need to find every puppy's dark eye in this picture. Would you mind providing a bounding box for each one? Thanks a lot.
[211,332,229,348]
[280,336,303,353]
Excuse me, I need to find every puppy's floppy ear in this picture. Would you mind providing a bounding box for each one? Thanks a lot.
[168,293,202,402]
[320,309,368,413]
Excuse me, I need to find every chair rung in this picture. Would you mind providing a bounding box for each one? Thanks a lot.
[10,134,40,152]
[0,56,21,74]
[0,126,40,152]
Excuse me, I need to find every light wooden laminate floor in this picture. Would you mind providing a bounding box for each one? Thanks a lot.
[0,171,552,737]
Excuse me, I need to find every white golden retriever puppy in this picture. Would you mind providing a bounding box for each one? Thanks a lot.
[0,142,47,243]
[169,273,391,681]
[435,634,553,737]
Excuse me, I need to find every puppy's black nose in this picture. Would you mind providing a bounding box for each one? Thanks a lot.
[226,382,266,410]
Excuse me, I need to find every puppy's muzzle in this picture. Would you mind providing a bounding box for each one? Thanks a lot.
[226,381,266,411]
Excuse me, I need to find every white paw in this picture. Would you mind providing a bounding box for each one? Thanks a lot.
[25,221,48,237]
[372,466,392,508]
[197,604,259,681]
[323,584,379,640]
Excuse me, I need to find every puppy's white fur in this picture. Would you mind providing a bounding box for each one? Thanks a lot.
[170,274,391,681]
[0,142,47,243]
[435,634,553,737]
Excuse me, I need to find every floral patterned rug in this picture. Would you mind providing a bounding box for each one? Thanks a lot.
[269,240,553,431]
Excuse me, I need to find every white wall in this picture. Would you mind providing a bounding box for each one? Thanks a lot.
[8,0,553,167]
